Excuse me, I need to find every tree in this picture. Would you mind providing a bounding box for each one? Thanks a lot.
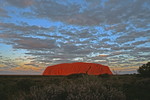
[137,62,150,77]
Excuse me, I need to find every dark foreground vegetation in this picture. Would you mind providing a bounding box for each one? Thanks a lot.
[0,74,150,100]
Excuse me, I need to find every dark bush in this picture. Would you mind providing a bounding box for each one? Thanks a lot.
[99,74,111,78]
[137,62,150,77]
[67,73,87,79]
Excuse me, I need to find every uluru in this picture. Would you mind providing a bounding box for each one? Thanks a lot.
[43,62,112,75]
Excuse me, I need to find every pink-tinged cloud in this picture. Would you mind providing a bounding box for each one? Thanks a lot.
[99,54,109,57]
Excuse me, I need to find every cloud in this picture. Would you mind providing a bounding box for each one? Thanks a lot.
[2,0,150,26]
[0,20,149,69]
[13,37,57,50]
[24,63,39,67]
[115,30,150,44]
[26,0,150,26]
[0,8,10,18]
[99,54,109,57]
[5,0,34,8]
[0,56,19,68]
[132,40,149,45]
[111,46,134,51]
[136,47,150,52]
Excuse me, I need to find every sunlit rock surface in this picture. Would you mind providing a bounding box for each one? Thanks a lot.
[43,62,112,75]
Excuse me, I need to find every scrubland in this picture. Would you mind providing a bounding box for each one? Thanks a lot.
[0,74,150,100]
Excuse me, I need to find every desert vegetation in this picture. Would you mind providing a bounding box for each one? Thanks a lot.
[137,62,150,77]
[0,74,150,100]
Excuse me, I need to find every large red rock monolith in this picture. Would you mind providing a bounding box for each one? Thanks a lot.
[43,62,112,75]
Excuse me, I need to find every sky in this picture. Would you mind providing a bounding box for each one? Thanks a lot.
[0,0,150,75]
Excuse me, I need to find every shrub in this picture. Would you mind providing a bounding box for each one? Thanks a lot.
[16,76,126,100]
[16,79,35,92]
[137,62,150,77]
[98,74,111,78]
[67,73,87,79]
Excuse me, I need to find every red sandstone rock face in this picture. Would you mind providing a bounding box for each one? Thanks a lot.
[43,62,112,75]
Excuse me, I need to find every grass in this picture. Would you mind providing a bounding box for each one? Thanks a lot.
[0,74,150,100]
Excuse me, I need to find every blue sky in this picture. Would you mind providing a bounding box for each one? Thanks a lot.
[0,0,150,74]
